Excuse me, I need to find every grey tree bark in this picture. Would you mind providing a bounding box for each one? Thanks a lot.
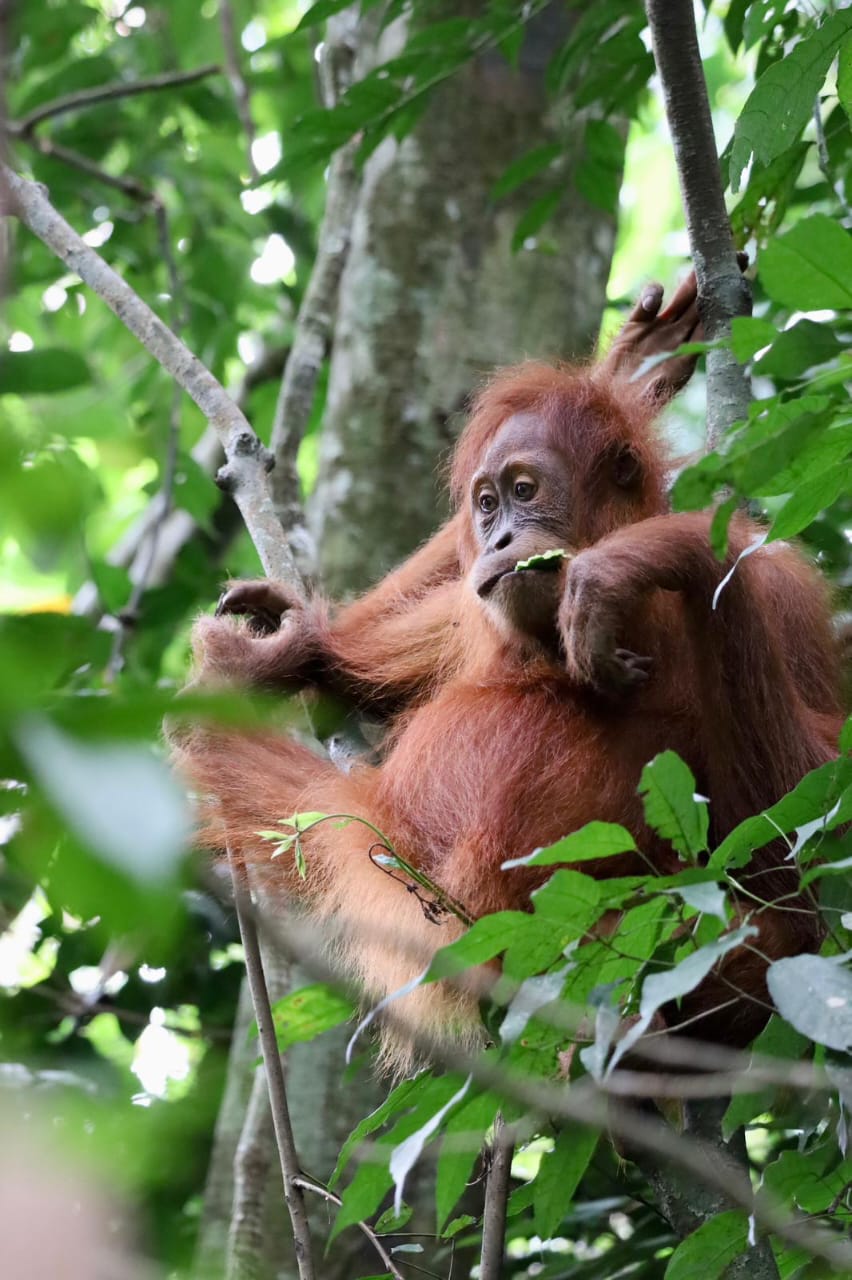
[311,4,618,592]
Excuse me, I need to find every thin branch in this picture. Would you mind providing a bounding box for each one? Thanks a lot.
[230,852,315,1280]
[9,64,221,135]
[1,162,301,586]
[292,1177,405,1280]
[645,0,752,449]
[479,1116,512,1280]
[9,132,153,199]
[219,0,259,184]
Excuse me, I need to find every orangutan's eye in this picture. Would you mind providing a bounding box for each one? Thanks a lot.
[478,492,497,514]
[514,480,536,501]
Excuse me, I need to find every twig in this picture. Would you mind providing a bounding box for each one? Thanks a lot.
[1,162,302,586]
[230,852,315,1280]
[219,0,259,183]
[479,1115,512,1280]
[13,132,153,199]
[292,1177,405,1280]
[8,64,220,135]
[645,0,752,449]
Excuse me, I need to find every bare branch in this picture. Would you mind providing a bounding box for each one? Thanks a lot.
[230,854,315,1280]
[479,1116,512,1280]
[1,162,301,586]
[292,1177,406,1280]
[12,133,153,199]
[645,0,751,448]
[9,64,221,135]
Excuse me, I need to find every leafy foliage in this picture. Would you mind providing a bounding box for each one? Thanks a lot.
[3,0,852,1277]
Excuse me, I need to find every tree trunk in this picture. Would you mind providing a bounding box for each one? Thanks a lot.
[311,4,619,591]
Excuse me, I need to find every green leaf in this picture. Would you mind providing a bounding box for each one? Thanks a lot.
[638,751,708,861]
[664,1210,750,1279]
[0,348,92,394]
[731,143,808,244]
[514,548,567,571]
[768,460,852,541]
[389,1076,470,1215]
[491,142,561,200]
[426,911,529,981]
[500,964,573,1044]
[503,870,601,978]
[673,882,728,924]
[763,1148,852,1213]
[730,12,852,191]
[722,1015,808,1137]
[373,1203,413,1233]
[436,1091,499,1230]
[503,821,636,869]
[730,316,776,363]
[268,983,355,1051]
[710,757,852,870]
[723,0,748,53]
[759,214,852,310]
[575,120,625,214]
[441,1214,476,1239]
[297,0,366,27]
[330,1076,424,1187]
[754,319,843,380]
[767,954,852,1051]
[16,717,189,884]
[531,1126,598,1239]
[511,188,562,253]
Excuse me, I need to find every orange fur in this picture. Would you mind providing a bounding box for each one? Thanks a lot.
[178,364,842,1071]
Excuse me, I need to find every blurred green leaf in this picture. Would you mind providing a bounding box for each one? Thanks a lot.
[575,120,625,214]
[268,982,355,1050]
[0,348,92,394]
[16,717,189,884]
[435,1090,499,1230]
[491,142,561,200]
